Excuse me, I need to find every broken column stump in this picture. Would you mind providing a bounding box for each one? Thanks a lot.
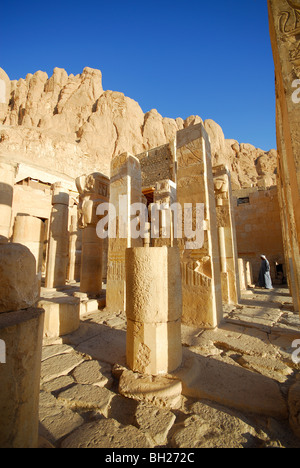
[125,246,182,375]
[0,240,44,448]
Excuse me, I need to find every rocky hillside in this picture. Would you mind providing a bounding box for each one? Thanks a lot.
[0,67,277,189]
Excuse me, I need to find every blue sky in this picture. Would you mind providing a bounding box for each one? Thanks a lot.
[1,0,276,150]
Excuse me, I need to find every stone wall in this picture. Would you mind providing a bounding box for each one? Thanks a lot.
[136,141,176,189]
[268,0,300,312]
[233,186,284,282]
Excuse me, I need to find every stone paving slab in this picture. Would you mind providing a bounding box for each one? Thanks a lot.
[57,384,114,416]
[40,352,85,383]
[61,418,153,448]
[38,286,300,448]
[72,359,113,388]
[175,348,288,419]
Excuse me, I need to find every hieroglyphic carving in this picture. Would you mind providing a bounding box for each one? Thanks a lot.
[279,0,300,65]
[181,261,211,288]
[176,123,222,328]
[107,251,126,280]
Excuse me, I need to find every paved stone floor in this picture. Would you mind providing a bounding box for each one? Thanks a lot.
[39,286,300,448]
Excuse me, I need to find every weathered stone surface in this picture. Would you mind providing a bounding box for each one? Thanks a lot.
[107,394,139,426]
[106,152,142,312]
[69,324,127,366]
[45,182,69,290]
[57,383,114,416]
[38,295,80,338]
[176,348,288,419]
[72,359,113,388]
[40,352,84,383]
[135,402,176,445]
[0,307,44,448]
[38,285,300,448]
[233,188,285,283]
[76,171,109,295]
[0,243,39,313]
[39,391,84,445]
[176,124,222,328]
[268,0,300,314]
[41,375,75,394]
[119,368,182,409]
[61,418,153,448]
[41,343,75,361]
[126,246,182,375]
[171,401,261,448]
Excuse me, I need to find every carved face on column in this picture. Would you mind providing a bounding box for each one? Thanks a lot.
[214,175,228,195]
[76,172,109,228]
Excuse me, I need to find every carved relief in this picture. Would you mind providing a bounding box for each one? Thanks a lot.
[107,251,126,280]
[214,175,229,202]
[279,0,300,64]
[177,141,204,169]
[76,172,109,199]
[279,0,300,35]
[76,172,109,228]
[181,260,212,287]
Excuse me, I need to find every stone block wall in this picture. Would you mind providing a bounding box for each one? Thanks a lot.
[268,0,300,312]
[233,186,284,282]
[136,141,176,189]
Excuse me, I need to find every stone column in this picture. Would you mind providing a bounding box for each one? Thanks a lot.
[0,160,17,240]
[151,179,177,247]
[213,165,240,304]
[67,214,78,282]
[106,152,143,311]
[125,246,182,375]
[268,0,300,313]
[45,182,70,289]
[176,123,223,328]
[238,258,247,292]
[245,261,254,288]
[0,240,44,448]
[12,214,45,289]
[76,172,109,295]
[277,164,299,307]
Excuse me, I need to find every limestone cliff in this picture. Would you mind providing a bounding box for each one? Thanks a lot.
[0,67,277,188]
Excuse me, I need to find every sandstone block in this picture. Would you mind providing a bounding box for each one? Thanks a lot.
[126,318,182,375]
[0,307,44,448]
[0,243,39,313]
[39,390,84,446]
[72,359,113,388]
[135,402,176,445]
[38,295,80,338]
[57,383,114,416]
[119,368,182,409]
[125,246,182,375]
[61,418,153,448]
[40,351,84,383]
[125,246,181,323]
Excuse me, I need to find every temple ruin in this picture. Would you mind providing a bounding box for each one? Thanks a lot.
[0,0,299,449]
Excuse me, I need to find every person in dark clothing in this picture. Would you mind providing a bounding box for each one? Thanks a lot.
[258,255,273,289]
